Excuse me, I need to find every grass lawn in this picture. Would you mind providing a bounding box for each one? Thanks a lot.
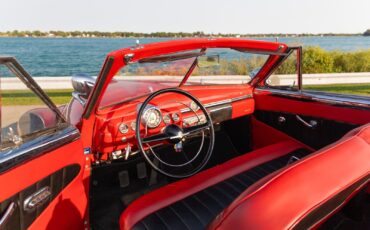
[305,83,370,96]
[1,83,369,106]
[2,89,73,106]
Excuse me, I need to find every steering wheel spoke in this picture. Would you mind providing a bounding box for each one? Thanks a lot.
[142,133,169,143]
[183,123,210,136]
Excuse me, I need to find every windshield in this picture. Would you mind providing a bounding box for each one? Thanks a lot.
[99,48,269,108]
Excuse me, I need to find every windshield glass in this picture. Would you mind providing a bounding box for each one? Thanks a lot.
[99,48,269,108]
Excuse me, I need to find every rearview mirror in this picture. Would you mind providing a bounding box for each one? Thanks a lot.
[197,55,220,68]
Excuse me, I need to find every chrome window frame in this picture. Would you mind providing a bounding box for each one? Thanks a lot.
[255,87,370,110]
[260,46,370,109]
[0,57,75,172]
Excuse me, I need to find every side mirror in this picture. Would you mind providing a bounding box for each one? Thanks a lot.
[197,55,220,68]
[71,74,96,105]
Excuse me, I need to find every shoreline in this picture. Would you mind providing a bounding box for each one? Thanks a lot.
[2,73,370,90]
[0,35,365,39]
[0,31,367,39]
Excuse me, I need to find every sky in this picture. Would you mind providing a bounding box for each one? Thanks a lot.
[1,0,369,34]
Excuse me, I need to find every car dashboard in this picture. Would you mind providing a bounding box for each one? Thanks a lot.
[93,85,255,161]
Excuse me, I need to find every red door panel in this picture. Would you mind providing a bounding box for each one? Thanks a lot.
[254,89,370,125]
[253,88,370,149]
[0,126,88,230]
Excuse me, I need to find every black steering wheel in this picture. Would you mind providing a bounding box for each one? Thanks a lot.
[135,88,215,178]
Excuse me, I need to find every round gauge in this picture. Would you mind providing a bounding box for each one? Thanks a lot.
[143,108,162,128]
[131,121,136,131]
[119,123,129,134]
[172,113,180,122]
[163,114,171,124]
[190,101,199,112]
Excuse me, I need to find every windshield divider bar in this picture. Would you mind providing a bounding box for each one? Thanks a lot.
[179,48,206,87]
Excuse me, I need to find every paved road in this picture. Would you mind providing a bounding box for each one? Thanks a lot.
[2,105,41,127]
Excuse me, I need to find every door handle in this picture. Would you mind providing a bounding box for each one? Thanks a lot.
[295,115,318,129]
[23,186,51,213]
[0,202,17,228]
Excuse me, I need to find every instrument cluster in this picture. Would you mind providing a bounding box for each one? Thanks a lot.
[117,104,181,135]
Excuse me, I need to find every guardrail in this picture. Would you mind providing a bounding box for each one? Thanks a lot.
[1,72,369,90]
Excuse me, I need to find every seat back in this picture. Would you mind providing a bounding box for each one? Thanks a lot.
[210,124,370,230]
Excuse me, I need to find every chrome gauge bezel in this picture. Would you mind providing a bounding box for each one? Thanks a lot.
[163,114,171,124]
[142,107,162,128]
[118,123,129,134]
[189,101,200,112]
[171,113,180,122]
[131,121,136,131]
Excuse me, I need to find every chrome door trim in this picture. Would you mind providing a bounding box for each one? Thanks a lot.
[255,88,370,110]
[0,126,80,174]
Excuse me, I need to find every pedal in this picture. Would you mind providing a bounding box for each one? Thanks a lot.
[137,162,147,179]
[118,170,130,188]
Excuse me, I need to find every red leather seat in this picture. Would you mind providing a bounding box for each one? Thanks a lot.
[119,140,310,230]
[210,123,370,230]
[120,124,370,230]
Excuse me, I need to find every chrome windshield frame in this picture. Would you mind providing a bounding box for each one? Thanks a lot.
[0,57,66,124]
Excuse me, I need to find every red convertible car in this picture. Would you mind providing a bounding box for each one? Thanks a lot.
[0,39,369,230]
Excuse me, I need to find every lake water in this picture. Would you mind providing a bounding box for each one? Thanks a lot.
[0,36,369,77]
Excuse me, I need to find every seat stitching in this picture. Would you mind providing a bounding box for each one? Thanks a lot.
[248,168,266,179]
[227,177,249,191]
[140,218,151,230]
[233,175,251,187]
[203,189,227,208]
[168,206,191,230]
[153,212,170,230]
[182,199,207,226]
[192,194,217,216]
[213,184,236,201]
[223,180,244,194]
[263,162,280,171]
[238,172,257,184]
[253,166,271,176]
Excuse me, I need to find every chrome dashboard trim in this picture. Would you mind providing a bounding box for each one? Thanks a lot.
[255,88,370,110]
[180,94,252,113]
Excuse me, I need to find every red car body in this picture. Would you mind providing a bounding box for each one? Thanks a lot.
[0,38,369,230]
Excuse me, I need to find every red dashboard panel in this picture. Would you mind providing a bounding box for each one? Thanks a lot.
[92,85,254,157]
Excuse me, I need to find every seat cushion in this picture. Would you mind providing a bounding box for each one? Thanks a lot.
[120,140,311,230]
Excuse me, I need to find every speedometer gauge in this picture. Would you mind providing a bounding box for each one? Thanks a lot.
[142,108,162,128]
